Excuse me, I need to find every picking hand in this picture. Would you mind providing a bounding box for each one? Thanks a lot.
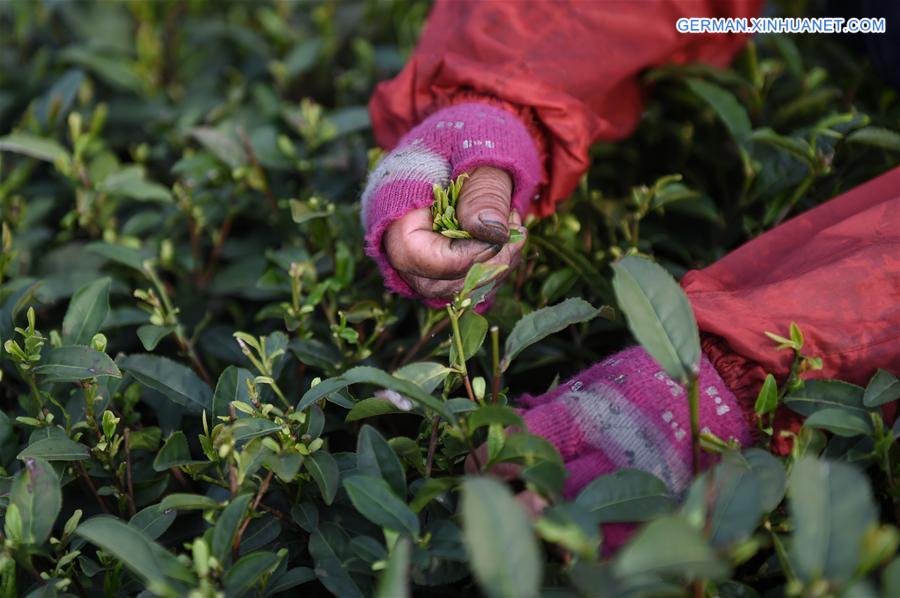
[384,167,526,301]
[360,102,541,305]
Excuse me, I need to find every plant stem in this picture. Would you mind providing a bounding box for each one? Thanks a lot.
[425,415,441,477]
[76,461,110,514]
[233,470,274,558]
[688,377,701,475]
[490,326,500,403]
[124,429,136,517]
[448,307,476,403]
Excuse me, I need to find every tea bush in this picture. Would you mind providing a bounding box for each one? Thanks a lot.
[1,1,900,597]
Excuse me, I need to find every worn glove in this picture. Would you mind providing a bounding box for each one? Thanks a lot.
[520,346,754,498]
[361,102,541,302]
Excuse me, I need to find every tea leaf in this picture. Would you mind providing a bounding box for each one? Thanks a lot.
[35,346,121,382]
[790,457,877,583]
[576,469,674,523]
[461,477,541,598]
[502,298,607,372]
[614,515,729,581]
[343,474,419,536]
[63,277,111,345]
[119,354,212,413]
[612,255,700,383]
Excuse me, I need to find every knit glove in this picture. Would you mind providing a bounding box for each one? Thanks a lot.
[361,102,541,299]
[520,346,755,499]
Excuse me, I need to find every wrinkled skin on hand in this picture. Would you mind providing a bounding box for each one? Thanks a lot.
[384,166,527,301]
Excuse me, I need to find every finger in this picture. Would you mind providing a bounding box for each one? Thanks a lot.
[515,491,549,520]
[457,166,513,245]
[400,233,526,299]
[385,207,501,279]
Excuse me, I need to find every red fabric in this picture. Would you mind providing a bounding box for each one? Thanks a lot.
[370,0,762,215]
[683,167,900,402]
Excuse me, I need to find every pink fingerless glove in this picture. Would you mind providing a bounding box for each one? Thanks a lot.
[520,346,755,499]
[361,103,542,298]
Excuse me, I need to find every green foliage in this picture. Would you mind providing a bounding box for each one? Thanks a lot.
[1,1,899,596]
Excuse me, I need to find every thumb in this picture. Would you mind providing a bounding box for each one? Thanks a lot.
[457,166,513,245]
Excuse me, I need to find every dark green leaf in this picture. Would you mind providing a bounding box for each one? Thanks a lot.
[212,366,254,418]
[784,380,867,417]
[305,450,339,505]
[0,133,71,164]
[136,324,175,351]
[357,425,406,497]
[614,515,729,581]
[222,551,282,594]
[576,469,674,523]
[76,516,189,589]
[62,277,110,345]
[17,437,90,461]
[308,524,365,598]
[789,457,877,583]
[9,457,61,545]
[130,504,176,541]
[863,369,900,408]
[375,537,412,598]
[502,298,606,372]
[612,256,700,383]
[461,477,541,598]
[119,354,212,413]
[684,78,751,143]
[804,408,873,437]
[159,493,221,511]
[34,346,121,382]
[154,431,202,471]
[342,474,420,537]
[845,126,900,152]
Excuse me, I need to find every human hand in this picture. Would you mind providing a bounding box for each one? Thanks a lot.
[383,166,527,302]
[360,102,541,304]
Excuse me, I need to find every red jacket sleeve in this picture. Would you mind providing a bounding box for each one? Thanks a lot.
[369,0,762,216]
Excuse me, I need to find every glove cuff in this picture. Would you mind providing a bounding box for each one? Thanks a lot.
[521,346,754,497]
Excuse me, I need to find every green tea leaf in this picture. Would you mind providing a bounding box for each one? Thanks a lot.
[863,369,900,408]
[450,311,488,364]
[784,380,868,417]
[154,431,202,471]
[75,516,176,589]
[130,505,176,541]
[790,457,877,583]
[223,551,282,594]
[576,469,674,523]
[502,298,606,372]
[9,457,62,545]
[308,524,365,598]
[17,436,90,461]
[376,537,412,598]
[614,515,729,581]
[461,477,541,598]
[684,78,751,143]
[357,425,407,497]
[804,408,873,437]
[305,450,339,505]
[160,493,221,511]
[34,346,121,382]
[612,256,700,383]
[119,354,212,413]
[343,474,419,537]
[0,133,71,164]
[136,324,175,352]
[62,277,110,345]
[845,126,900,152]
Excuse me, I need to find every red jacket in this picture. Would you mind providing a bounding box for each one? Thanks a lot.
[369,1,900,409]
[370,0,762,216]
